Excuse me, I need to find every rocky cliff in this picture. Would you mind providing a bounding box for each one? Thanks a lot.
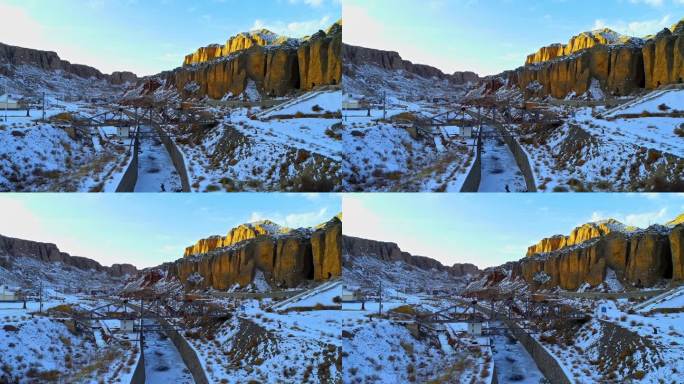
[184,220,287,257]
[525,29,642,65]
[0,42,137,84]
[342,43,480,84]
[0,234,138,276]
[162,21,341,99]
[168,216,342,290]
[509,20,684,99]
[183,29,299,66]
[518,217,684,290]
[342,235,479,276]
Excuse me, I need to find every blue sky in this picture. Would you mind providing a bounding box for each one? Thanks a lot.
[0,0,341,76]
[344,0,684,76]
[0,194,340,269]
[344,194,684,268]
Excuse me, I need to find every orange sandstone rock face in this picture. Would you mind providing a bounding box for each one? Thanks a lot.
[670,225,684,281]
[168,21,341,99]
[642,26,684,89]
[525,29,635,65]
[522,222,682,291]
[173,217,342,290]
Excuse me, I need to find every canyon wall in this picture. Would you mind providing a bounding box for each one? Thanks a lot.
[342,235,479,276]
[342,43,480,83]
[519,220,684,290]
[511,20,684,99]
[0,42,137,84]
[164,21,341,99]
[168,217,342,290]
[0,234,137,276]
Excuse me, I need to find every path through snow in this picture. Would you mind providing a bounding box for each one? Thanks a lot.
[491,323,546,384]
[479,125,527,192]
[134,125,181,192]
[144,322,195,384]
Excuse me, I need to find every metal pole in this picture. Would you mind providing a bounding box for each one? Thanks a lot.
[3,86,7,122]
[42,92,46,122]
[378,280,383,316]
[39,280,43,313]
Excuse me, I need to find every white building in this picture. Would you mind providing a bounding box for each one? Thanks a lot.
[0,95,20,110]
[0,285,17,301]
[120,319,137,333]
[467,321,483,336]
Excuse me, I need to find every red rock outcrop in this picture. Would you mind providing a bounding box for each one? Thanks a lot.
[184,220,284,257]
[510,20,684,98]
[520,220,682,290]
[165,21,341,99]
[170,217,342,289]
[642,25,684,89]
[525,29,640,65]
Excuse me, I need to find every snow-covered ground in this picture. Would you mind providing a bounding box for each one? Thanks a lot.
[342,296,493,383]
[500,88,684,192]
[490,323,545,384]
[0,65,132,192]
[134,125,182,192]
[187,293,342,384]
[342,63,480,192]
[143,322,194,383]
[163,90,342,192]
[479,125,527,192]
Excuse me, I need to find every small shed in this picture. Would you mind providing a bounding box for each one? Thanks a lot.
[460,126,474,138]
[0,285,17,301]
[120,319,136,333]
[342,289,359,302]
[467,321,483,336]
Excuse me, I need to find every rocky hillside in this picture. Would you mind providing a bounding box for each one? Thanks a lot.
[507,19,684,99]
[0,234,137,277]
[484,215,684,292]
[152,216,342,291]
[342,235,478,276]
[159,21,342,100]
[342,235,479,294]
[343,43,479,84]
[0,42,137,84]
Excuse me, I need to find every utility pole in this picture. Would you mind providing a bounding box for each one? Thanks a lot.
[42,92,46,122]
[139,297,144,349]
[3,86,7,123]
[378,280,383,316]
[39,280,43,313]
[382,91,387,121]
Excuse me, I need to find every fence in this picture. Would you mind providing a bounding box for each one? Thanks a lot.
[115,130,140,192]
[460,128,483,192]
[151,123,191,192]
[129,344,145,384]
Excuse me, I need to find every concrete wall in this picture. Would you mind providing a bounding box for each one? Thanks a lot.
[116,132,140,192]
[151,123,191,192]
[155,316,210,384]
[485,117,537,192]
[460,129,482,192]
[130,346,145,384]
[502,318,572,384]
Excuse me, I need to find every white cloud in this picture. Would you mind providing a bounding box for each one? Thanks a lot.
[251,15,331,36]
[589,207,669,228]
[248,207,330,229]
[592,14,672,36]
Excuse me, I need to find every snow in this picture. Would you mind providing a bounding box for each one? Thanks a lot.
[479,125,527,192]
[143,323,194,384]
[134,125,182,192]
[604,89,684,117]
[490,323,545,384]
[260,91,341,118]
